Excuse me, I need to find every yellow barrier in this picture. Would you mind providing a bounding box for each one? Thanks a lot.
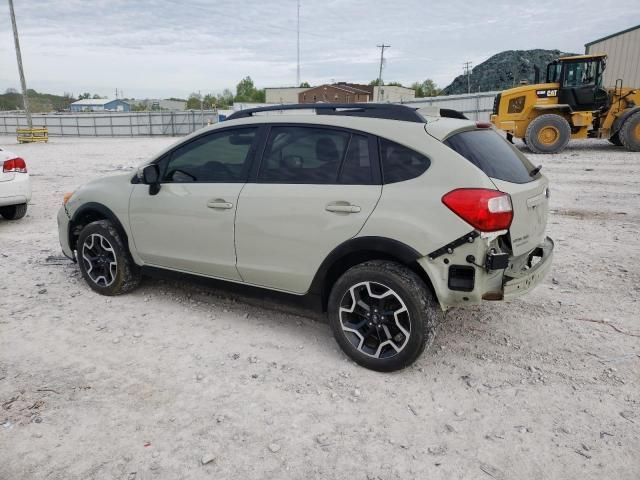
[17,127,48,143]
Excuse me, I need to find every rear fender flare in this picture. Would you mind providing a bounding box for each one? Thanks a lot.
[308,236,430,309]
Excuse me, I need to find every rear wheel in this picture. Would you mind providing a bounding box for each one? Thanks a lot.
[619,111,640,152]
[0,203,27,220]
[77,220,141,295]
[327,261,440,372]
[525,114,571,154]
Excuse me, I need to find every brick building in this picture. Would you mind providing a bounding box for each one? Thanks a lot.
[299,83,373,103]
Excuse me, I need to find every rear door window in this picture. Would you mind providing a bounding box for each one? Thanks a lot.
[444,129,536,184]
[338,134,373,184]
[259,126,350,184]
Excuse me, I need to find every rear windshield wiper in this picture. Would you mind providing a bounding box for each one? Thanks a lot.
[530,165,542,177]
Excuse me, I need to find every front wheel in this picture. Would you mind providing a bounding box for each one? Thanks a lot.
[328,261,440,372]
[525,114,571,154]
[77,220,141,295]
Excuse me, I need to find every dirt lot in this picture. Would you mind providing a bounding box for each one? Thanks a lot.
[1,134,639,480]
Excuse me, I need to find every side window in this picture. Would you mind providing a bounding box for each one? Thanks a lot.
[163,127,257,183]
[339,134,373,184]
[259,126,349,184]
[379,138,430,184]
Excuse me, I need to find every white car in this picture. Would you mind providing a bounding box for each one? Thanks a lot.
[58,104,553,371]
[0,147,31,220]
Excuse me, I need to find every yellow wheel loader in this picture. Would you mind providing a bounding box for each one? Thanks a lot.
[491,54,640,153]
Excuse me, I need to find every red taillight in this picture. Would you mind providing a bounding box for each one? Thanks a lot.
[3,157,27,173]
[475,121,492,129]
[442,188,513,232]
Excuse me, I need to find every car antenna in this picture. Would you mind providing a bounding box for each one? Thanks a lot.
[530,165,542,177]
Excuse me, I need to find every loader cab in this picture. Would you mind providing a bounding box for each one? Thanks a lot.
[547,55,609,112]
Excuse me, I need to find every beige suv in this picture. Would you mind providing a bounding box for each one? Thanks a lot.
[58,104,553,371]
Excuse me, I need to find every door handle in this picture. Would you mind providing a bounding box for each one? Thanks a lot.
[325,203,361,213]
[207,199,234,209]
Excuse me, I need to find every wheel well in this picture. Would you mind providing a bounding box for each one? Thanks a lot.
[319,250,435,311]
[69,206,127,251]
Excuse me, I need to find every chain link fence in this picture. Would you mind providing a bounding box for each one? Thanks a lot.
[0,110,220,137]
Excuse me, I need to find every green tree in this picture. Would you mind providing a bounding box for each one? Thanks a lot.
[411,79,440,97]
[234,76,265,103]
[299,81,311,88]
[186,92,201,109]
[369,79,403,87]
[78,92,91,99]
[216,89,234,108]
[421,79,440,97]
[410,82,424,97]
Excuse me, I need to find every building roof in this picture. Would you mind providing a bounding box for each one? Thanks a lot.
[305,84,371,95]
[585,24,640,47]
[71,98,127,106]
[558,53,608,61]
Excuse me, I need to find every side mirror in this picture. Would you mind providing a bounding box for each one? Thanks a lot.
[141,164,161,195]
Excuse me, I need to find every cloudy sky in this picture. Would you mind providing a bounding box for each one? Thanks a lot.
[1,0,639,99]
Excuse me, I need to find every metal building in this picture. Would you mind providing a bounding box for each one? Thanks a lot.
[70,98,130,112]
[585,24,640,87]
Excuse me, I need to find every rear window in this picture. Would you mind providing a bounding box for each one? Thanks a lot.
[444,129,536,184]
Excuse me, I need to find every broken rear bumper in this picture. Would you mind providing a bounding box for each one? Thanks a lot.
[503,237,554,300]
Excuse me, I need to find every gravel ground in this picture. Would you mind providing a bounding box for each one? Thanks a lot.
[1,135,639,480]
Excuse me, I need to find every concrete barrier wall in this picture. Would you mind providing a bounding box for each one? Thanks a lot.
[0,110,220,137]
[402,91,499,121]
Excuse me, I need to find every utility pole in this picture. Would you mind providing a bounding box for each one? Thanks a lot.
[8,0,32,129]
[463,61,473,94]
[376,44,390,102]
[296,0,300,87]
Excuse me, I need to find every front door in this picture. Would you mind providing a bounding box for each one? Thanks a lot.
[129,126,259,280]
[235,125,382,293]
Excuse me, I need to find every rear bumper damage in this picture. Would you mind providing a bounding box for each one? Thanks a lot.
[502,236,554,300]
[417,234,554,310]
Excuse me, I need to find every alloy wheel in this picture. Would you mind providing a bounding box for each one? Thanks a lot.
[81,233,117,287]
[339,281,410,359]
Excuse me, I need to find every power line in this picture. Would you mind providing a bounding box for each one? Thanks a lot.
[8,0,32,129]
[463,61,473,94]
[376,44,390,101]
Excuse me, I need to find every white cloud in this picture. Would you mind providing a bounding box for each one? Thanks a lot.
[1,0,638,97]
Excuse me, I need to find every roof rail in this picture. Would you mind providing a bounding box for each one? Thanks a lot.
[226,103,426,123]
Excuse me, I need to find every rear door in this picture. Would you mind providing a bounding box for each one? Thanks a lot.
[235,125,382,293]
[444,128,549,256]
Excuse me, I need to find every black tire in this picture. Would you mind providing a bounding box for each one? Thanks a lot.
[619,111,640,152]
[608,133,623,146]
[0,203,27,220]
[525,114,571,154]
[77,220,141,295]
[327,261,440,372]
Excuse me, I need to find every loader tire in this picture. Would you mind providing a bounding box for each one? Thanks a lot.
[608,133,622,146]
[619,111,640,152]
[525,114,571,154]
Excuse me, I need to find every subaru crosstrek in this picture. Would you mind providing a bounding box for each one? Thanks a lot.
[57,104,553,371]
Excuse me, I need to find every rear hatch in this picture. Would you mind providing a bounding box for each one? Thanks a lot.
[443,128,549,256]
[0,148,16,182]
